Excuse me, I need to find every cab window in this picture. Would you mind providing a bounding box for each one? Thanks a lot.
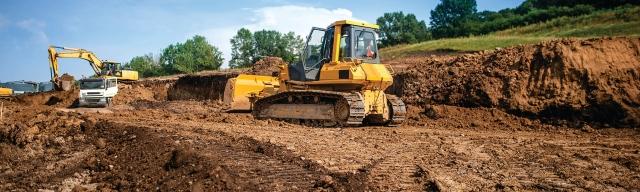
[339,29,350,60]
[354,30,377,60]
[321,28,334,61]
[107,79,117,88]
[303,28,325,69]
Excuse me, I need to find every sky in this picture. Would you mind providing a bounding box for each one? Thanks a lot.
[0,0,524,82]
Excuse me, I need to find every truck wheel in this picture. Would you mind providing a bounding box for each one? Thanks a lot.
[106,98,112,107]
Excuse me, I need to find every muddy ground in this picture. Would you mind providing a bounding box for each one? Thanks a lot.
[1,38,639,191]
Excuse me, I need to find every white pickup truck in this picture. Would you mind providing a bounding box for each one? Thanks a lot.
[78,77,118,107]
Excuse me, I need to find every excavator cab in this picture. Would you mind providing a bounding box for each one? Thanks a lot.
[102,61,123,77]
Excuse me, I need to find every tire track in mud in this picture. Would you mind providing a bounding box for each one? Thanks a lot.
[181,127,322,190]
[102,120,366,191]
[99,108,640,191]
[363,135,443,191]
[366,153,428,191]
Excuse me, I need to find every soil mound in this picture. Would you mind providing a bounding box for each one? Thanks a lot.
[16,89,79,107]
[251,57,286,76]
[391,37,640,127]
[0,107,89,148]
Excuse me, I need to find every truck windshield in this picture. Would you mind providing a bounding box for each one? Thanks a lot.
[80,80,104,89]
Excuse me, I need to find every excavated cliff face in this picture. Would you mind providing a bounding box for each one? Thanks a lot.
[167,72,239,101]
[164,57,285,101]
[392,37,640,127]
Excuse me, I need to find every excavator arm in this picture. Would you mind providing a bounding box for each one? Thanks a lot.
[48,46,104,81]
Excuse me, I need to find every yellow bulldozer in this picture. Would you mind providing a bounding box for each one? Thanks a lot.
[48,46,139,90]
[224,20,406,126]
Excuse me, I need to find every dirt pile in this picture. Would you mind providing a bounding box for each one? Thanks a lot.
[16,89,79,107]
[391,37,640,127]
[0,106,90,148]
[251,57,286,76]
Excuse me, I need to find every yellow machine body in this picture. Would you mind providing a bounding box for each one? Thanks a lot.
[224,74,280,111]
[0,87,12,97]
[224,20,405,125]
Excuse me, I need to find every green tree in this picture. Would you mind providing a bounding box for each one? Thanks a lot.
[253,30,282,60]
[160,35,224,73]
[376,12,430,47]
[160,44,179,73]
[279,31,304,63]
[229,28,256,68]
[229,29,303,68]
[430,0,478,39]
[124,53,163,77]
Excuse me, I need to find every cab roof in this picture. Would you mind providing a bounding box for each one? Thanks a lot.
[330,20,379,29]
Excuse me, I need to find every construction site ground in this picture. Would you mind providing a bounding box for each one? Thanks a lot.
[1,38,639,191]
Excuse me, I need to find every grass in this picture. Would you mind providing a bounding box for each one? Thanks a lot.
[381,6,640,59]
[381,36,553,59]
[496,6,640,37]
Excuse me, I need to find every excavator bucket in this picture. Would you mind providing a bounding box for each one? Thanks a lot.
[223,74,280,111]
[56,74,76,91]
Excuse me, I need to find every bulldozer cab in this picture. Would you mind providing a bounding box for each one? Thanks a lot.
[291,21,381,81]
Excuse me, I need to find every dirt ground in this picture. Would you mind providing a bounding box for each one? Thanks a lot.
[1,37,639,191]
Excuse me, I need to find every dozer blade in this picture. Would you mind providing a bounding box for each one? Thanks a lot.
[223,74,279,111]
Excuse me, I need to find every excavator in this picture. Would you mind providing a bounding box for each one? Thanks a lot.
[48,46,139,90]
[224,20,406,126]
[0,87,12,97]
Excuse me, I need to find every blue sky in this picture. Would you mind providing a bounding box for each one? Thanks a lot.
[0,0,524,82]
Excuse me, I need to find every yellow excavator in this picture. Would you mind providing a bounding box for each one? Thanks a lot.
[224,20,406,126]
[0,87,12,97]
[48,46,139,90]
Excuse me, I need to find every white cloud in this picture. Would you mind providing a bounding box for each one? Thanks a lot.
[17,19,48,44]
[195,5,360,68]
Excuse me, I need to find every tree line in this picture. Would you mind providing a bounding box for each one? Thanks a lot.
[126,0,639,77]
[124,35,224,77]
[377,0,640,47]
[124,30,303,78]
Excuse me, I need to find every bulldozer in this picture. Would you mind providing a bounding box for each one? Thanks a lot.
[224,20,406,126]
[48,46,139,90]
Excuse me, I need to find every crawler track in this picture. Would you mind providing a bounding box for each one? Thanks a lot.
[252,90,366,126]
[386,94,406,126]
